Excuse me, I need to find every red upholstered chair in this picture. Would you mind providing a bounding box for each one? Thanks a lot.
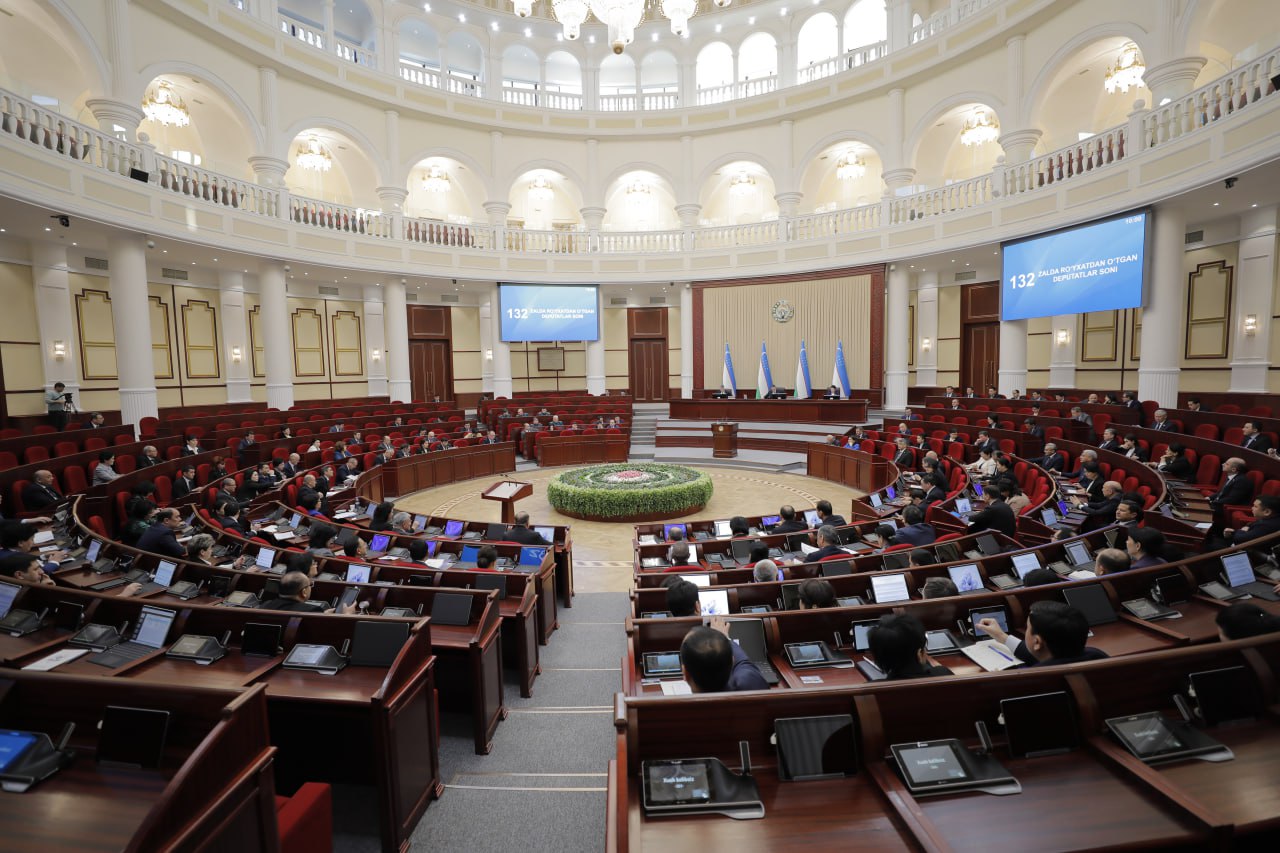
[0,451,17,470]
[87,515,108,538]
[166,446,183,460]
[115,455,136,474]
[114,433,133,445]
[1218,404,1241,414]
[0,428,21,438]
[23,446,50,464]
[54,441,78,457]
[153,475,172,505]
[61,465,87,495]
[84,437,107,451]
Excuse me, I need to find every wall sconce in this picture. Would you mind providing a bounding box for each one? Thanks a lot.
[485,349,493,361]
[371,349,382,362]
[52,340,67,361]
[921,338,932,352]
[1056,328,1071,346]
[230,346,242,363]
[1244,314,1259,336]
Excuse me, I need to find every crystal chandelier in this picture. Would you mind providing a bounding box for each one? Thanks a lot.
[728,172,755,197]
[529,175,555,202]
[1104,42,1146,94]
[295,136,333,172]
[624,179,652,196]
[836,151,866,180]
[515,0,731,52]
[141,80,191,128]
[422,165,451,193]
[959,110,999,147]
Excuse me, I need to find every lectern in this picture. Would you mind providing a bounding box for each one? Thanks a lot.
[482,480,533,523]
[712,422,738,458]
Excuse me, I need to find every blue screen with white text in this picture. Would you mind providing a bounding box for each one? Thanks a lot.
[500,284,599,342]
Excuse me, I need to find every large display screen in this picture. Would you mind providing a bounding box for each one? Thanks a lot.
[499,284,599,342]
[1001,211,1149,321]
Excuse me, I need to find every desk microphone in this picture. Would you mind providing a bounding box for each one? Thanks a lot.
[738,740,753,776]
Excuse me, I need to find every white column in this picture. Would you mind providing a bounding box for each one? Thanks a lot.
[321,0,335,50]
[1138,205,1186,406]
[363,284,388,397]
[915,272,939,386]
[218,270,252,403]
[886,0,912,52]
[1230,206,1279,391]
[489,284,513,397]
[1047,314,1078,389]
[680,283,694,397]
[250,67,289,188]
[259,260,294,410]
[998,320,1028,397]
[31,243,81,403]
[107,233,157,430]
[383,278,412,403]
[1142,56,1207,106]
[479,292,494,393]
[586,286,606,394]
[885,264,910,409]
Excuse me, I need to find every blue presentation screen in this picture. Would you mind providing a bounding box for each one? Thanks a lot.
[500,284,599,342]
[1001,211,1149,321]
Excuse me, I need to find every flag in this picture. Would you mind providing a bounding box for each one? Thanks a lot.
[721,343,737,394]
[831,340,851,399]
[794,341,812,399]
[755,343,774,398]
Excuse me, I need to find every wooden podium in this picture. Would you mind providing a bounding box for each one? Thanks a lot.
[482,480,533,523]
[712,422,738,458]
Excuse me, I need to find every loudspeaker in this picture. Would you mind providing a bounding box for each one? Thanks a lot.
[128,168,150,183]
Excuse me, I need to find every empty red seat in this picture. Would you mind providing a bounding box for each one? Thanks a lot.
[84,437,107,451]
[23,446,49,464]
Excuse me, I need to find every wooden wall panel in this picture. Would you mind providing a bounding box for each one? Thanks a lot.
[75,289,116,380]
[180,298,220,379]
[1185,261,1232,360]
[291,307,326,377]
[330,309,364,376]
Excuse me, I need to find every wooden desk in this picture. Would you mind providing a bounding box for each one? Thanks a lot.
[366,442,517,500]
[805,444,896,493]
[668,398,869,423]
[535,433,630,466]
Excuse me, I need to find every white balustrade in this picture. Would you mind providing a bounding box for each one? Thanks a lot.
[799,57,841,85]
[599,93,638,112]
[0,91,142,176]
[153,152,280,217]
[598,231,684,253]
[404,217,492,250]
[545,91,584,110]
[695,82,735,106]
[280,15,324,50]
[505,229,588,254]
[693,221,779,249]
[889,174,993,223]
[1143,46,1280,147]
[446,74,483,98]
[399,62,443,91]
[790,204,881,241]
[739,76,779,99]
[846,41,888,68]
[641,91,679,110]
[1003,128,1127,197]
[335,37,376,68]
[502,87,539,107]
[291,196,392,238]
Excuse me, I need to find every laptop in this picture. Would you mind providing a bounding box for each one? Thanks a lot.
[759,515,781,531]
[729,539,753,565]
[953,496,973,518]
[134,561,178,595]
[485,522,507,541]
[1041,508,1059,526]
[473,573,508,600]
[412,514,429,532]
[368,534,392,553]
[349,621,410,667]
[519,546,548,570]
[1062,584,1118,625]
[935,542,962,563]
[821,561,853,577]
[726,619,780,686]
[698,589,730,616]
[1063,540,1093,569]
[430,593,473,626]
[0,581,42,635]
[88,606,177,669]
[664,523,687,541]
[452,544,482,569]
[534,526,556,543]
[345,564,372,584]
[1218,552,1280,601]
[713,520,733,538]
[882,552,909,571]
[641,651,683,678]
[870,573,910,604]
[254,547,278,572]
[84,539,116,574]
[803,509,821,528]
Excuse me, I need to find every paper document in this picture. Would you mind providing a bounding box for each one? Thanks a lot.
[33,530,55,545]
[22,648,89,671]
[960,641,1021,672]
[660,680,692,696]
[799,542,817,555]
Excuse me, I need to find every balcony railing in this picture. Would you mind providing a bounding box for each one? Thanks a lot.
[3,42,1278,262]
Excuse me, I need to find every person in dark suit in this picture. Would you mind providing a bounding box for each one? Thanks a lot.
[1070,406,1094,430]
[1209,458,1254,508]
[20,470,63,510]
[1032,443,1063,472]
[815,500,846,527]
[1063,449,1100,479]
[808,526,848,561]
[1186,398,1208,413]
[710,386,732,399]
[966,492,1016,538]
[172,464,197,501]
[772,505,807,534]
[235,431,256,465]
[1241,422,1272,454]
[868,614,953,680]
[1075,464,1106,501]
[85,412,106,429]
[977,601,1109,667]
[1073,480,1122,529]
[135,508,187,559]
[214,501,247,537]
[279,453,302,478]
[893,505,936,546]
[1156,443,1194,480]
[1097,427,1121,453]
[1023,418,1044,440]
[1122,390,1142,410]
[680,622,768,692]
[136,445,162,468]
[1226,496,1280,547]
[764,386,788,400]
[892,437,914,469]
[943,386,956,397]
[1149,409,1175,431]
[180,436,202,457]
[922,473,948,508]
[973,430,998,456]
[1120,434,1149,462]
[507,512,550,545]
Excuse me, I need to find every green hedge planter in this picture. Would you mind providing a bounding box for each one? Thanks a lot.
[546,463,713,522]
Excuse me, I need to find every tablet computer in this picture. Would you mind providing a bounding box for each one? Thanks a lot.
[870,573,910,604]
[948,563,984,593]
[784,641,829,667]
[0,731,39,773]
[369,534,391,553]
[975,534,1001,556]
[1010,552,1041,579]
[851,619,879,652]
[890,740,973,791]
[935,542,962,563]
[969,606,1009,638]
[1106,712,1225,762]
[882,552,909,571]
[1064,540,1092,568]
[642,651,683,677]
[443,520,465,538]
[345,564,372,584]
[241,623,282,656]
[97,706,170,769]
[697,589,730,616]
[642,759,712,807]
[1189,666,1261,727]
[350,620,410,667]
[1062,584,1117,625]
[1001,691,1079,758]
[775,715,857,781]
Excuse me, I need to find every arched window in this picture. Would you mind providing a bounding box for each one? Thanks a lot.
[696,42,734,104]
[738,32,778,96]
[798,13,840,80]
[445,31,484,96]
[844,0,887,51]
[599,53,637,110]
[640,51,679,109]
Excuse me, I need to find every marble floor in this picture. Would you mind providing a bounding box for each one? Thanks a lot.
[393,464,866,593]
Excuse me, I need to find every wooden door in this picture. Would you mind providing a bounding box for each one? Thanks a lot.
[629,340,667,402]
[962,323,999,392]
[409,340,451,402]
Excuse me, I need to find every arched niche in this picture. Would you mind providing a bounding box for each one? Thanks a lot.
[507,168,584,231]
[698,160,779,226]
[798,141,884,213]
[602,170,679,231]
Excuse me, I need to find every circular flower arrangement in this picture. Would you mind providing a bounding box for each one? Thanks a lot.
[547,462,713,522]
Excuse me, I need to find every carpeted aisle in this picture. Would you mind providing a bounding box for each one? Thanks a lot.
[333,591,630,852]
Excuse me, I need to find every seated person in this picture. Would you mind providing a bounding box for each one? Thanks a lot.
[1120,433,1149,462]
[93,451,120,485]
[728,516,751,538]
[21,470,64,510]
[823,384,842,400]
[908,549,936,568]
[187,533,245,570]
[867,614,954,679]
[1021,567,1061,586]
[214,501,246,537]
[1216,603,1280,641]
[893,505,936,546]
[808,525,847,561]
[710,385,733,399]
[1125,527,1167,569]
[921,577,958,599]
[368,501,396,532]
[1156,443,1194,479]
[976,600,1108,667]
[507,512,550,545]
[405,539,432,564]
[1092,548,1131,576]
[473,544,499,572]
[798,578,836,609]
[136,508,187,559]
[0,551,53,585]
[680,622,768,692]
[342,536,368,560]
[662,542,693,571]
[664,577,699,617]
[743,541,771,568]
[752,558,781,582]
[772,505,807,534]
[259,569,357,613]
[1225,496,1280,546]
[763,385,788,400]
[305,524,338,558]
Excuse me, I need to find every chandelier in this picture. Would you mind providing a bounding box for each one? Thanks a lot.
[295,136,333,172]
[515,0,731,52]
[422,165,451,193]
[1104,42,1146,94]
[836,151,866,180]
[959,110,999,147]
[624,179,652,196]
[728,172,755,197]
[141,80,190,128]
[529,175,555,202]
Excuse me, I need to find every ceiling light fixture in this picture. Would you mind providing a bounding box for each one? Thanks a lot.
[141,79,191,127]
[960,110,999,146]
[1104,42,1145,94]
[625,179,652,196]
[295,135,333,172]
[728,171,756,197]
[519,0,729,51]
[422,165,451,193]
[529,175,555,202]
[836,150,866,180]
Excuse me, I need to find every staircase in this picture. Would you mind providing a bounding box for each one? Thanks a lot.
[628,403,667,460]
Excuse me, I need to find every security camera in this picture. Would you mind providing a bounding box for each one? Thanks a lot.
[146,240,156,250]
[283,264,291,272]
[51,215,70,227]
[400,278,407,285]
[1225,177,1238,189]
